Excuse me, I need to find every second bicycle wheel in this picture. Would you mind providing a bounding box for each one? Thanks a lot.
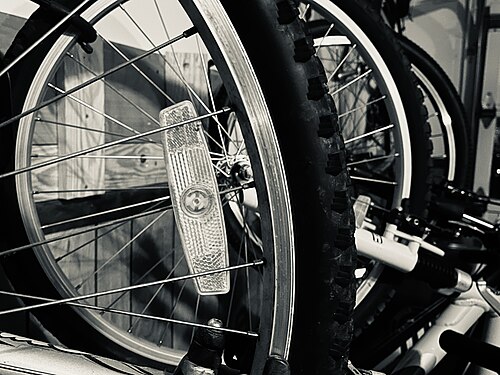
[397,33,472,189]
[300,0,434,313]
[0,0,355,373]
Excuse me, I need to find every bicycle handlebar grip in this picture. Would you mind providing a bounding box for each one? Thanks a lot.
[412,252,472,292]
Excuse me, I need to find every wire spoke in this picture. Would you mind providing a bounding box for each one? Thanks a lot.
[315,23,335,51]
[330,68,372,96]
[0,290,257,337]
[41,196,171,232]
[0,206,169,258]
[48,83,154,140]
[158,278,188,346]
[0,260,264,317]
[0,107,230,180]
[0,29,196,130]
[75,210,169,290]
[350,175,397,185]
[0,0,94,78]
[34,117,141,140]
[327,44,357,83]
[65,51,161,127]
[101,34,176,105]
[347,153,399,167]
[338,95,387,119]
[344,124,394,145]
[128,256,185,333]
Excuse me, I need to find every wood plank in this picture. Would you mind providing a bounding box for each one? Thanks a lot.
[31,145,58,202]
[48,229,97,300]
[95,222,132,329]
[129,210,178,345]
[104,43,166,141]
[58,39,105,200]
[104,143,166,190]
[163,51,210,116]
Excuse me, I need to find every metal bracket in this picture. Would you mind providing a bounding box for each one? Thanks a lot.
[477,280,500,315]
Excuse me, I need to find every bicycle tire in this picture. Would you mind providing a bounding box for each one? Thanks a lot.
[301,0,434,323]
[0,0,355,374]
[305,0,435,216]
[298,1,473,370]
[397,33,473,189]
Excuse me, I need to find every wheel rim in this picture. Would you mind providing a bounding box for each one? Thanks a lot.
[303,0,413,305]
[304,0,413,210]
[412,64,457,182]
[13,0,294,370]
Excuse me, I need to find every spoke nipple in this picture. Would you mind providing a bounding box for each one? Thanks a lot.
[184,26,198,38]
[255,258,266,267]
[207,318,223,328]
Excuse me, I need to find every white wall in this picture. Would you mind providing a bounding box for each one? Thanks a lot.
[0,1,37,18]
[404,0,500,108]
[0,1,199,53]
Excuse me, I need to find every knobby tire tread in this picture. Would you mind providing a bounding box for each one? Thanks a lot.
[220,1,357,373]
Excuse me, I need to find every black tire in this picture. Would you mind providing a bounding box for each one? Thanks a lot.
[302,0,434,327]
[306,0,435,216]
[397,33,473,189]
[221,1,357,372]
[0,1,356,374]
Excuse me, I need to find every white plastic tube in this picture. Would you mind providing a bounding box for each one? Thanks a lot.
[355,227,418,272]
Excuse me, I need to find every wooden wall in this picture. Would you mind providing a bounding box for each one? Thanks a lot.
[27,39,215,348]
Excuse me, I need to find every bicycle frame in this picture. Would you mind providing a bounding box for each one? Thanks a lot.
[353,195,500,374]
[392,281,500,374]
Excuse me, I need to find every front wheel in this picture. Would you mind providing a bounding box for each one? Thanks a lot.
[0,0,356,373]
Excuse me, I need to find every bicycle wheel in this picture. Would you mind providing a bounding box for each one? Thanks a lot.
[303,0,432,215]
[300,0,433,312]
[0,0,356,373]
[297,1,472,370]
[397,33,472,189]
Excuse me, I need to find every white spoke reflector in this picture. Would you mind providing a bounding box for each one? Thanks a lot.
[160,100,229,295]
